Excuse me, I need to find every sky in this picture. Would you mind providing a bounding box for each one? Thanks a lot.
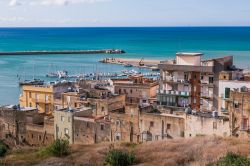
[0,0,250,27]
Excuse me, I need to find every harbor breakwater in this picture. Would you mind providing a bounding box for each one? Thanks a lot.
[0,49,125,56]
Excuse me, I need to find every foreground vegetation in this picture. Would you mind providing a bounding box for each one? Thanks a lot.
[0,139,70,166]
[0,136,250,166]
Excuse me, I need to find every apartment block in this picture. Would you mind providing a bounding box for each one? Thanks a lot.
[158,53,233,112]
[218,70,250,115]
[227,88,250,137]
[112,75,158,105]
[19,81,74,114]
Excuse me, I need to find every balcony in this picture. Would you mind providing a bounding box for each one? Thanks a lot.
[158,90,190,97]
[32,98,52,103]
[200,80,214,87]
[163,76,189,84]
[201,93,213,100]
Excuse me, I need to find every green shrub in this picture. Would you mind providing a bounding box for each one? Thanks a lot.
[105,149,135,166]
[216,152,250,166]
[0,141,7,157]
[47,139,70,157]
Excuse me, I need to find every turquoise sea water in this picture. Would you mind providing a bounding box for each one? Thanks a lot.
[0,27,250,105]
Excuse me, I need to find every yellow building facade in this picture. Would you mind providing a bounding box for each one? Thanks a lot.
[19,85,54,114]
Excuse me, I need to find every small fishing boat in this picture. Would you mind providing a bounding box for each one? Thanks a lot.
[19,79,44,86]
[123,64,133,67]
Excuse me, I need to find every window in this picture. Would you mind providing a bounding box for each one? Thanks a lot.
[184,73,188,80]
[38,135,42,141]
[116,120,120,126]
[234,101,239,109]
[101,107,105,112]
[101,124,105,130]
[201,75,204,80]
[65,128,69,135]
[29,102,32,107]
[61,116,65,122]
[225,88,230,98]
[130,89,133,94]
[45,95,49,102]
[167,124,171,130]
[86,122,89,128]
[150,121,154,127]
[130,98,133,103]
[209,77,214,84]
[242,118,249,130]
[123,89,127,94]
[29,92,32,98]
[213,122,217,130]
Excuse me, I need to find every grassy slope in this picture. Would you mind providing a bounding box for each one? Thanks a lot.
[1,136,250,166]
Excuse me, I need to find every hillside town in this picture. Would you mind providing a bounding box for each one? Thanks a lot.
[1,52,250,146]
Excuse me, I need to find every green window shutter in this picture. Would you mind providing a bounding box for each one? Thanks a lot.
[225,88,230,98]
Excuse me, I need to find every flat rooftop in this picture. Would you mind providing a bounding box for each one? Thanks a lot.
[57,106,93,113]
[2,105,37,112]
[176,52,203,56]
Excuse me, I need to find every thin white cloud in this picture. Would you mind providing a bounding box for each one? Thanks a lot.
[8,0,22,6]
[8,0,111,7]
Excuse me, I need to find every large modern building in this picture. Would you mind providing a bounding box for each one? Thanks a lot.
[157,53,233,113]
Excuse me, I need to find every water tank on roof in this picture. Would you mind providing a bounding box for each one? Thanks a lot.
[241,86,248,92]
[185,107,192,114]
[212,111,218,118]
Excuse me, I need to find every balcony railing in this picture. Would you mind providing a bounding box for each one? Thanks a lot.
[201,93,213,99]
[163,76,189,84]
[158,90,190,97]
[200,80,214,86]
[32,98,52,103]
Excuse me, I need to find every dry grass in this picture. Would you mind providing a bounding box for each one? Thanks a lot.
[135,136,250,166]
[0,136,250,166]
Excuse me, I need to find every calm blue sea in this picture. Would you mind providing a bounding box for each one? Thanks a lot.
[0,27,250,105]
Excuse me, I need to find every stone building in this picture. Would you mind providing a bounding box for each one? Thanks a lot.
[185,112,230,138]
[74,116,111,144]
[111,75,158,105]
[54,107,94,144]
[0,105,54,146]
[109,105,140,143]
[0,105,36,145]
[139,107,185,142]
[227,88,250,137]
[158,53,233,113]
[25,115,54,146]
[54,107,111,144]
